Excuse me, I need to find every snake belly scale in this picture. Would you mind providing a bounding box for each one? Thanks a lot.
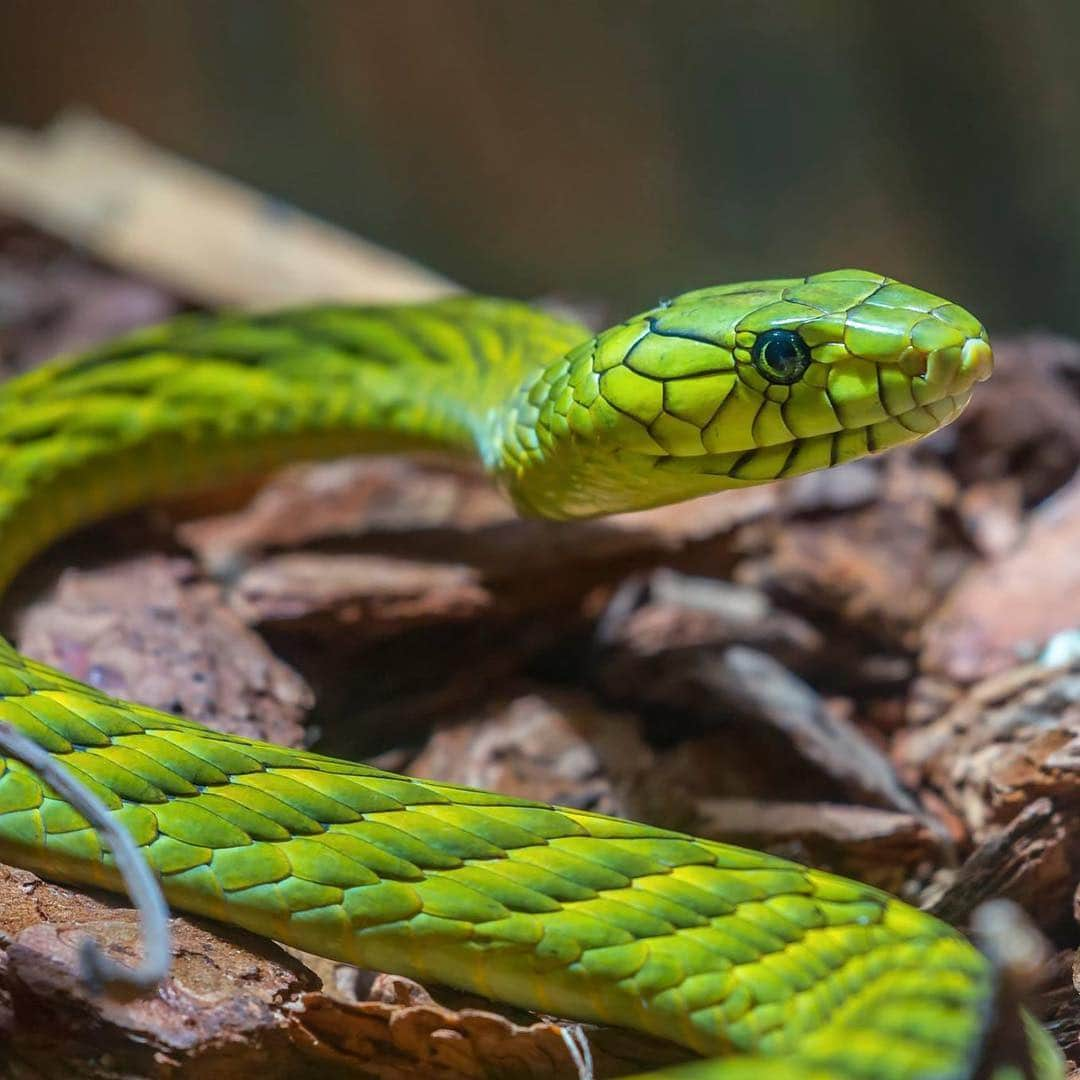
[0,270,1061,1078]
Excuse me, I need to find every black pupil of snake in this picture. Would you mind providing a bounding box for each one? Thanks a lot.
[751,328,811,385]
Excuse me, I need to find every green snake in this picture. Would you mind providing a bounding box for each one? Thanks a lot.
[0,269,1062,1078]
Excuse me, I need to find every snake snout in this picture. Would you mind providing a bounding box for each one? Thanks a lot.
[940,334,994,397]
[961,336,994,384]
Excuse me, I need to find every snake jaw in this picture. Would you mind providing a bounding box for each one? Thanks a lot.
[651,386,973,488]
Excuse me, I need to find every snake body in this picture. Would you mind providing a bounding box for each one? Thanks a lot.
[0,270,1060,1078]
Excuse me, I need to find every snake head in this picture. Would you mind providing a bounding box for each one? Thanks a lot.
[510,269,992,518]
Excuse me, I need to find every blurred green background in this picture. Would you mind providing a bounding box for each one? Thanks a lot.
[2,0,1079,333]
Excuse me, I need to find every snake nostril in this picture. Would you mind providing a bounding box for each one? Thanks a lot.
[898,347,928,379]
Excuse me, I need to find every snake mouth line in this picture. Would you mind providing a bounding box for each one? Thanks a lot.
[654,389,972,483]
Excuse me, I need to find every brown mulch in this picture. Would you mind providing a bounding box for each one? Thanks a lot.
[2,215,1080,1076]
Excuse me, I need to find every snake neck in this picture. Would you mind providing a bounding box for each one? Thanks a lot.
[494,316,760,521]
[0,298,590,587]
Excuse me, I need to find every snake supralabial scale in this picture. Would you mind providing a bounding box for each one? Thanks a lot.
[0,270,1061,1079]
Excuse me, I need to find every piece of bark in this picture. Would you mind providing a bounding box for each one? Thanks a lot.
[922,468,1080,684]
[291,973,690,1079]
[591,570,932,820]
[0,864,325,1079]
[595,568,825,677]
[898,659,1080,931]
[178,455,780,600]
[6,554,312,746]
[177,459,512,575]
[600,638,925,821]
[736,455,961,649]
[229,552,492,636]
[719,696,922,814]
[969,901,1057,1080]
[898,659,1080,835]
[405,691,654,820]
[0,111,456,309]
[295,983,590,1080]
[957,478,1026,560]
[693,798,937,895]
[926,798,1071,927]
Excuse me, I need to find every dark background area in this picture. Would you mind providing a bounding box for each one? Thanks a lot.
[2,0,1078,335]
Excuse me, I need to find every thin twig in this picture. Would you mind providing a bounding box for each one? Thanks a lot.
[0,720,171,993]
[558,1024,594,1080]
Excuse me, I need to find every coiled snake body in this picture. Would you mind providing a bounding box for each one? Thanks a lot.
[0,270,1061,1077]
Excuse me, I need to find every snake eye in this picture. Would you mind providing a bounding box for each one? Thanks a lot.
[751,328,811,385]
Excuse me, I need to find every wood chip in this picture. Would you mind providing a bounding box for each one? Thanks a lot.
[926,798,1070,927]
[694,798,936,893]
[406,691,654,818]
[737,455,960,649]
[0,111,456,308]
[6,554,312,746]
[0,864,320,1079]
[922,469,1080,683]
[292,972,690,1079]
